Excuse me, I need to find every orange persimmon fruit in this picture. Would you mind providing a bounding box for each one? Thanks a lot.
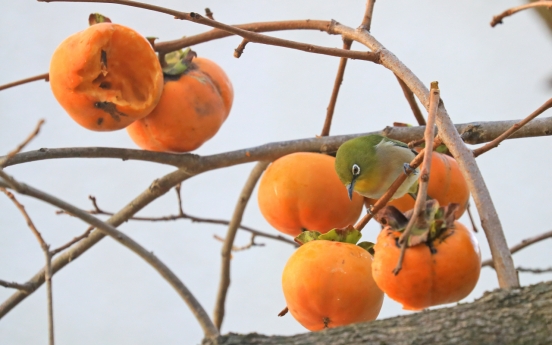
[257,152,364,236]
[371,204,481,311]
[365,151,470,219]
[49,21,164,131]
[282,238,383,331]
[126,49,233,152]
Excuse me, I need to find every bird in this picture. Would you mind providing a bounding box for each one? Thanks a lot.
[334,134,419,201]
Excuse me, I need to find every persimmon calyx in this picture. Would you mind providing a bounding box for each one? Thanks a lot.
[293,226,375,254]
[376,200,460,247]
[162,48,198,76]
[89,13,112,26]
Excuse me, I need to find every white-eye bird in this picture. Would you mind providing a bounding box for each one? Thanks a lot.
[334,135,419,200]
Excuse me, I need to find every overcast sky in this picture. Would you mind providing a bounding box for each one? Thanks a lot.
[1,1,552,344]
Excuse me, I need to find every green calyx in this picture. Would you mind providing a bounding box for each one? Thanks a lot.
[89,13,112,26]
[374,200,459,247]
[294,226,375,255]
[162,48,197,76]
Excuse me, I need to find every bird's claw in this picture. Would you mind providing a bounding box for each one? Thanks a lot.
[403,163,417,175]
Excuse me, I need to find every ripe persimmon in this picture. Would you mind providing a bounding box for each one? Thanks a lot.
[257,152,364,236]
[282,236,383,331]
[365,151,470,219]
[49,22,164,131]
[371,204,481,311]
[126,49,233,152]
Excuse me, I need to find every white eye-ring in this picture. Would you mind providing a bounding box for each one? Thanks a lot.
[352,164,361,176]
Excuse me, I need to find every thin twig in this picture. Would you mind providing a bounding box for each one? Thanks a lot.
[49,227,94,256]
[40,0,380,63]
[233,39,249,58]
[393,82,439,275]
[213,161,270,330]
[0,280,34,292]
[320,39,352,136]
[62,195,297,247]
[0,176,219,339]
[473,97,552,157]
[213,234,265,252]
[466,202,479,233]
[204,8,214,20]
[395,75,426,126]
[0,119,45,167]
[482,229,552,268]
[0,188,54,345]
[491,1,552,27]
[516,266,552,274]
[0,73,49,92]
[358,0,376,31]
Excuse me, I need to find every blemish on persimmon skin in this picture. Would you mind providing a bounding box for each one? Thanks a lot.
[94,101,128,121]
[97,117,104,126]
[100,50,108,76]
[322,316,330,328]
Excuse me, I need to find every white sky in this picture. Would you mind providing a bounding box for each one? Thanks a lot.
[1,1,552,344]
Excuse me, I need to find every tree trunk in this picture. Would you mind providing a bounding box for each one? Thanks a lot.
[203,280,552,345]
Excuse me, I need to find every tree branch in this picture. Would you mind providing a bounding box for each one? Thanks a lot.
[0,280,34,292]
[0,176,219,339]
[213,161,269,330]
[394,82,439,275]
[491,1,552,27]
[482,229,552,268]
[39,0,380,63]
[395,74,426,125]
[203,281,552,345]
[0,188,55,345]
[0,73,49,91]
[473,97,552,157]
[3,117,552,170]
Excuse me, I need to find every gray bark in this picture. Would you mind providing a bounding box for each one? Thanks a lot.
[203,281,552,345]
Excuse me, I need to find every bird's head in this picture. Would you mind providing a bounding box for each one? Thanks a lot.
[334,136,380,200]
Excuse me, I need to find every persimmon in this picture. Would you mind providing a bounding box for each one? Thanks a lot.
[126,49,233,152]
[49,22,164,131]
[365,151,470,219]
[282,229,383,331]
[371,203,481,311]
[257,152,364,236]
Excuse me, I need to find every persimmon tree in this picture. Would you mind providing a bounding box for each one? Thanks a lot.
[1,1,552,344]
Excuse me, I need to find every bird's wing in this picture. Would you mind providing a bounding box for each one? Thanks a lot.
[381,137,419,156]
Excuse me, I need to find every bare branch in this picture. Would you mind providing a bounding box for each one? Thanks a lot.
[466,202,479,233]
[473,97,552,157]
[0,119,45,167]
[517,266,552,274]
[320,39,352,137]
[3,116,552,170]
[358,0,377,31]
[0,188,55,345]
[60,194,297,247]
[233,39,249,58]
[213,234,265,252]
[213,161,270,330]
[0,73,49,92]
[0,169,192,320]
[491,1,552,27]
[395,74,426,126]
[40,0,380,63]
[394,82,439,275]
[0,280,34,292]
[0,175,219,339]
[49,226,94,256]
[482,229,552,268]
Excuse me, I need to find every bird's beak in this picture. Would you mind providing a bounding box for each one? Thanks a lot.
[347,177,357,201]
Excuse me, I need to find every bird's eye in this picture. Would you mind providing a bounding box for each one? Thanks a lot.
[352,164,360,176]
